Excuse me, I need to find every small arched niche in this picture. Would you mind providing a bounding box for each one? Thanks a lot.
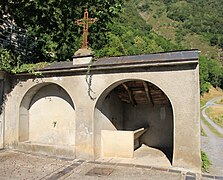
[19,83,75,146]
[94,79,174,165]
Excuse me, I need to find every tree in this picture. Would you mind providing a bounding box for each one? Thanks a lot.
[219,37,223,49]
[1,0,124,62]
[210,36,218,46]
[199,55,223,94]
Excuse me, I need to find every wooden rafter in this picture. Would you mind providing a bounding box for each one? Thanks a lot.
[122,83,137,106]
[142,81,154,106]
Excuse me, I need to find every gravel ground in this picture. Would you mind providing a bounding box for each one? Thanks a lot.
[0,150,186,180]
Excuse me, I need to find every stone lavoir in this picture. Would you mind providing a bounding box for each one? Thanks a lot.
[0,48,201,172]
[0,9,201,173]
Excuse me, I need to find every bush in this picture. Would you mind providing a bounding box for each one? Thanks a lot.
[201,151,211,172]
[0,48,13,72]
[210,36,218,46]
[199,55,223,94]
[138,3,150,12]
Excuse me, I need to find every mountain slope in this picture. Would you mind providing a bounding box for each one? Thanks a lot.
[132,0,223,60]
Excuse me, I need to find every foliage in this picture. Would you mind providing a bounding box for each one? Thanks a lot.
[0,48,13,72]
[0,48,49,74]
[1,0,223,95]
[164,0,223,48]
[210,36,218,46]
[95,1,180,57]
[201,151,211,172]
[11,62,50,74]
[199,56,223,94]
[201,128,207,137]
[200,86,223,107]
[1,0,124,63]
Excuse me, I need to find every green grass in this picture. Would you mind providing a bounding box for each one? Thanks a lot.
[216,98,223,105]
[201,151,211,172]
[200,99,206,108]
[201,127,207,136]
[201,111,223,138]
[206,106,223,128]
[200,87,223,108]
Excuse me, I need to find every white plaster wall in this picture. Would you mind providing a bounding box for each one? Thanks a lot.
[124,104,173,149]
[0,72,10,149]
[92,68,200,171]
[0,79,3,149]
[29,84,75,146]
[95,89,173,159]
[3,63,200,171]
[98,91,124,129]
[101,130,134,158]
[94,91,123,158]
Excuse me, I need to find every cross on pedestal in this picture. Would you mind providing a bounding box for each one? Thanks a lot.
[76,9,97,49]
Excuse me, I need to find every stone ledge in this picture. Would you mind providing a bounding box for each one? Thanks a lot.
[16,142,76,159]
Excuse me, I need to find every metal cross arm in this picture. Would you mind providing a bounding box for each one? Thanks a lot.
[76,9,97,49]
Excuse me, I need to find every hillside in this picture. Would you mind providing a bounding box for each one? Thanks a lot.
[95,1,182,57]
[132,0,223,61]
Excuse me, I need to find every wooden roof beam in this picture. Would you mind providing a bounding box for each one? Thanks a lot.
[143,81,154,106]
[122,83,137,106]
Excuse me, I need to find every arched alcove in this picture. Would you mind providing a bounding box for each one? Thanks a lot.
[94,79,174,164]
[19,83,76,146]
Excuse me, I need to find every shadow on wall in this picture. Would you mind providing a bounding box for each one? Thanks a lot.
[29,84,74,108]
[19,83,76,146]
[94,80,174,164]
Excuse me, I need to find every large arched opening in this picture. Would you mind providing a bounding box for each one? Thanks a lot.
[19,83,76,147]
[94,79,174,166]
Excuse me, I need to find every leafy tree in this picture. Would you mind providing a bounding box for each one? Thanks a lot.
[199,55,223,94]
[165,0,223,38]
[1,0,124,62]
[219,37,223,49]
[210,36,218,46]
[0,48,13,72]
[199,56,210,94]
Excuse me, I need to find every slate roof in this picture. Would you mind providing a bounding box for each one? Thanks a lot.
[42,50,199,71]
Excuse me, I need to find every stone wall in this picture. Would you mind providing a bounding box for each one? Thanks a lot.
[124,104,173,150]
[0,71,10,149]
[3,62,201,172]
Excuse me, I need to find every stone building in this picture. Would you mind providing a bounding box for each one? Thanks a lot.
[0,50,201,172]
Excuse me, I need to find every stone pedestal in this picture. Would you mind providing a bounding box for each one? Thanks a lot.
[73,48,94,65]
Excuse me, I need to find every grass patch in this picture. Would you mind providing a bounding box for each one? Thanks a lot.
[201,151,211,172]
[206,106,223,128]
[216,98,223,105]
[201,111,223,138]
[201,127,207,136]
[200,87,223,107]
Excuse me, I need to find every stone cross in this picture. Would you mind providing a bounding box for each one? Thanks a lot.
[76,9,97,49]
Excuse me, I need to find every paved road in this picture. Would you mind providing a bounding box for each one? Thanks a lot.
[201,96,223,176]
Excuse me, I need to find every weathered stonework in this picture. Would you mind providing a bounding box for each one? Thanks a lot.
[1,50,201,172]
[0,71,10,150]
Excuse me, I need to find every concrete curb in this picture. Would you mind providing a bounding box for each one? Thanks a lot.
[86,160,223,179]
